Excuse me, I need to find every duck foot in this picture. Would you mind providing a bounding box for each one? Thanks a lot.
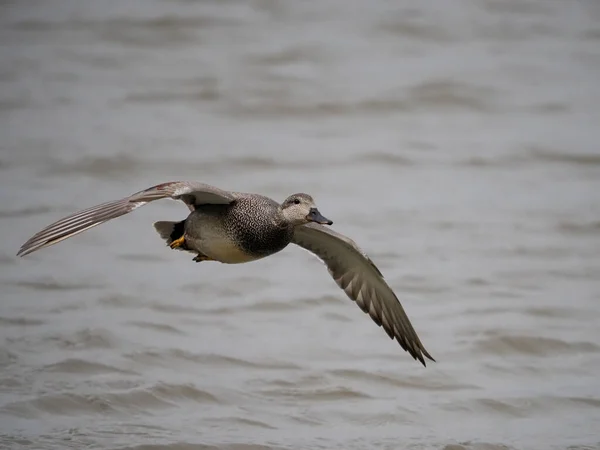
[169,235,186,249]
[193,253,214,263]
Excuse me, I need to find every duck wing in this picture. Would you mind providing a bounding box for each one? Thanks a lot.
[17,181,236,257]
[292,222,434,366]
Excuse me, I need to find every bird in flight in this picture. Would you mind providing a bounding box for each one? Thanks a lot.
[17,181,434,366]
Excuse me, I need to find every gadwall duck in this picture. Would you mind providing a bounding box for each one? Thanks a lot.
[17,181,434,366]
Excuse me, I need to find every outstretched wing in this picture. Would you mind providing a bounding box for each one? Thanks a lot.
[292,222,434,366]
[17,181,236,257]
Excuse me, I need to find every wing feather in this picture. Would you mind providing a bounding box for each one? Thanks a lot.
[17,181,236,257]
[292,222,434,366]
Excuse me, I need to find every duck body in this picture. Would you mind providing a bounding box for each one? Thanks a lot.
[177,195,295,264]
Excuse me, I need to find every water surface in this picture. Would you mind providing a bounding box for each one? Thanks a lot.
[1,1,599,449]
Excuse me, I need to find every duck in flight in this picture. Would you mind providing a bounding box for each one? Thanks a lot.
[17,181,434,366]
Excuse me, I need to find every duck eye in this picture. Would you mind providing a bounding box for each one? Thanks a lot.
[293,199,301,205]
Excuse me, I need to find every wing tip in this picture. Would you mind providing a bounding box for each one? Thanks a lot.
[418,354,436,367]
[393,334,435,367]
[412,346,435,367]
[16,241,40,257]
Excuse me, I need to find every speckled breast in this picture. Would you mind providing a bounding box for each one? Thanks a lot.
[225,197,294,258]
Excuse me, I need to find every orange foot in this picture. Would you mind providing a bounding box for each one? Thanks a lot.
[169,235,186,249]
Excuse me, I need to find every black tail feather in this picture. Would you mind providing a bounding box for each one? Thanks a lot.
[153,220,188,249]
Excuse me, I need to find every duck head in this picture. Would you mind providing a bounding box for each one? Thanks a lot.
[280,193,333,226]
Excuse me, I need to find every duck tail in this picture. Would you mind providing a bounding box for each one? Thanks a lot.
[153,220,186,246]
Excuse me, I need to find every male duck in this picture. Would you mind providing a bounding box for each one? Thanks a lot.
[17,181,434,366]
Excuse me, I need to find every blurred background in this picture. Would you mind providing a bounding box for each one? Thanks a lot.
[1,1,599,449]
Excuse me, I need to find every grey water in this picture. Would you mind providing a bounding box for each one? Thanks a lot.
[1,1,599,449]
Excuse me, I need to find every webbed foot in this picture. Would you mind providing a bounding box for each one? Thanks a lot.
[169,235,186,249]
[193,254,214,263]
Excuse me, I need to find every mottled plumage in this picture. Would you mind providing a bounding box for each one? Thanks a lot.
[17,181,434,366]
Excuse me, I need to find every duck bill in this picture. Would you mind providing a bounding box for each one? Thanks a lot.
[306,208,333,225]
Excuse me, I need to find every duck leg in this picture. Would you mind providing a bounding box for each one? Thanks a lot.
[193,253,214,262]
[169,235,186,249]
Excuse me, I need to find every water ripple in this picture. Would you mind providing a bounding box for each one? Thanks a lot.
[0,206,53,219]
[47,328,120,350]
[0,316,45,326]
[330,369,478,391]
[125,349,300,371]
[127,321,185,335]
[474,335,600,357]
[2,382,219,418]
[443,443,518,450]
[43,358,138,375]
[259,386,371,402]
[116,444,287,450]
[9,280,102,291]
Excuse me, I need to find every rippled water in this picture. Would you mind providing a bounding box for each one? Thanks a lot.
[1,1,600,449]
